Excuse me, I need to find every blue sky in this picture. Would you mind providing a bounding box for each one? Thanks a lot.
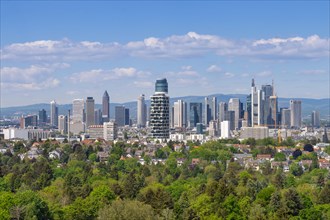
[1,1,329,107]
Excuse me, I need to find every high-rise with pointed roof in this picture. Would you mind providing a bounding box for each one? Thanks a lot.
[102,90,110,123]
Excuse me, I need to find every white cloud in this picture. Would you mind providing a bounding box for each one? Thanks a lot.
[1,63,67,92]
[71,67,148,83]
[256,71,272,77]
[1,77,60,91]
[133,81,153,88]
[224,72,235,78]
[206,65,222,73]
[2,33,327,61]
[300,69,327,75]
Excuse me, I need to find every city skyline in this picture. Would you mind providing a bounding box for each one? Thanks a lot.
[1,1,329,107]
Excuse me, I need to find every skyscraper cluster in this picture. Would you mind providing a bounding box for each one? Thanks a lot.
[19,77,312,142]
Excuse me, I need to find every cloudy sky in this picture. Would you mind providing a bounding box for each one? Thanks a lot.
[1,1,329,107]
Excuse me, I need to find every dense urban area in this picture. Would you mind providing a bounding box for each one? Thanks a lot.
[0,78,329,219]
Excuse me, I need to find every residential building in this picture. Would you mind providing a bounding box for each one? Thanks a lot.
[150,78,170,140]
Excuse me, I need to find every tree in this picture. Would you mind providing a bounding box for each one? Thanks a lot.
[290,163,303,176]
[274,152,286,161]
[292,149,302,160]
[318,183,330,204]
[303,144,314,152]
[282,188,303,217]
[137,184,173,212]
[98,199,158,220]
[248,204,266,220]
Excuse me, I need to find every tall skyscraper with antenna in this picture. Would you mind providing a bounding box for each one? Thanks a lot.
[102,90,110,122]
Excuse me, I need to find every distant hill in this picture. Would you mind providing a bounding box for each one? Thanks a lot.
[1,94,329,120]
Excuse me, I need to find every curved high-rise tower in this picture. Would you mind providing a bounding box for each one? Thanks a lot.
[150,78,169,140]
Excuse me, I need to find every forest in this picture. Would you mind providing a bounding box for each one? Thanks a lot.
[0,138,329,220]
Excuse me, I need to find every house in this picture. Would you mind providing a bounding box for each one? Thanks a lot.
[25,146,42,160]
[319,159,330,170]
[191,158,200,165]
[176,158,186,166]
[97,151,109,162]
[49,149,61,159]
[299,160,313,170]
[256,154,272,161]
[271,161,290,172]
[245,160,261,171]
[233,154,253,166]
[138,158,145,165]
[174,145,182,152]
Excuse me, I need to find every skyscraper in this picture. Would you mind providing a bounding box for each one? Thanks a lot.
[38,109,47,126]
[281,108,291,128]
[228,98,241,130]
[137,94,147,127]
[218,102,227,123]
[94,109,102,125]
[269,95,278,128]
[50,100,58,127]
[189,102,203,128]
[251,79,261,126]
[71,99,85,134]
[102,90,110,123]
[85,97,95,128]
[173,100,187,128]
[211,97,217,121]
[311,110,320,128]
[290,100,302,128]
[150,78,170,140]
[125,108,130,126]
[261,84,273,125]
[204,97,211,126]
[115,106,126,127]
[225,110,235,131]
[246,95,252,126]
[58,115,68,134]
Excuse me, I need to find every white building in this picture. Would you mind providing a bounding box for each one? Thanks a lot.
[103,122,117,141]
[3,128,50,140]
[170,133,185,142]
[173,100,187,128]
[221,121,230,139]
[71,99,85,135]
[240,126,269,140]
[58,115,67,135]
